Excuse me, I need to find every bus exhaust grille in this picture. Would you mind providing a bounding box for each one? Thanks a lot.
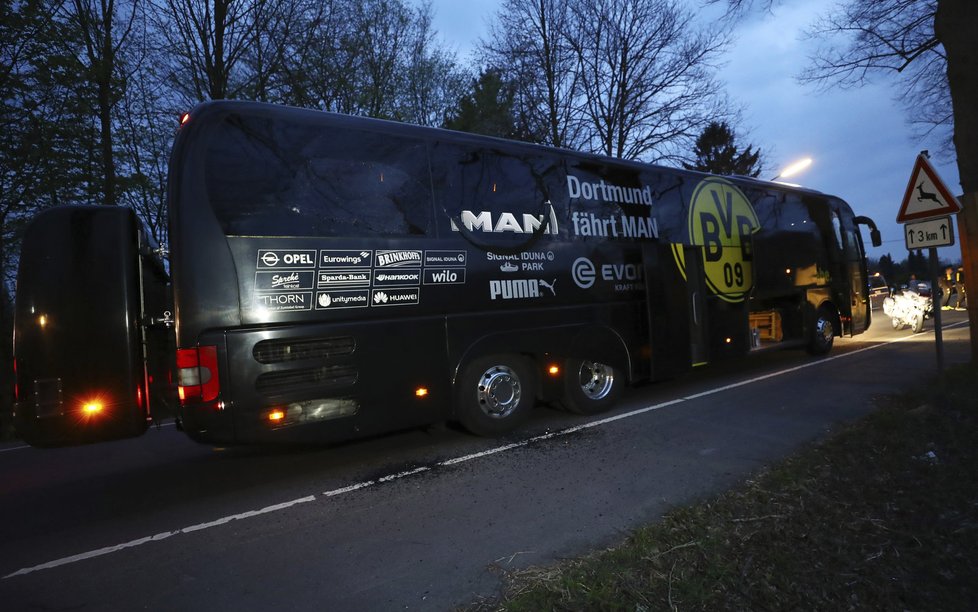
[253,336,356,364]
[255,366,358,395]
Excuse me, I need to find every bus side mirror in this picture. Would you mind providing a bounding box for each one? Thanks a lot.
[854,215,882,247]
[870,227,882,247]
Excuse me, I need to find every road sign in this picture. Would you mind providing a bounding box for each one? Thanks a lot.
[904,215,955,250]
[896,154,961,223]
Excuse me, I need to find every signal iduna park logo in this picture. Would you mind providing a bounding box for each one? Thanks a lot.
[672,177,760,303]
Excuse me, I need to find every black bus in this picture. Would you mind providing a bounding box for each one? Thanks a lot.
[13,100,881,447]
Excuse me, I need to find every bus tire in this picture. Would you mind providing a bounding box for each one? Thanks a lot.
[807,306,835,355]
[561,359,622,415]
[455,355,535,436]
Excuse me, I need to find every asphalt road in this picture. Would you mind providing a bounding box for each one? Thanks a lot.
[0,310,972,611]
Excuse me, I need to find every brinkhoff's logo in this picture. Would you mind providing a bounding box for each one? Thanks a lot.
[489,279,556,300]
[375,250,422,268]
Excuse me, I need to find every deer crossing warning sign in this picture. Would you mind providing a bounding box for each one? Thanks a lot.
[896,153,961,223]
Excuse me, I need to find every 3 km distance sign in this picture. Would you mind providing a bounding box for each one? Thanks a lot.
[904,216,955,250]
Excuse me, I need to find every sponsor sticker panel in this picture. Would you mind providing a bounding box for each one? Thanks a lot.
[255,270,316,291]
[318,270,372,289]
[257,250,317,269]
[320,250,373,268]
[253,244,481,310]
[372,288,420,306]
[376,250,422,268]
[374,270,422,287]
[424,268,466,285]
[316,290,370,310]
[255,292,313,312]
[424,250,467,267]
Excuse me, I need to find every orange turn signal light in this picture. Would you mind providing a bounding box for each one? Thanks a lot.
[82,400,104,416]
[268,409,285,422]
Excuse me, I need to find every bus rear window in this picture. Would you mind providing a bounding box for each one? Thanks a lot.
[204,114,432,237]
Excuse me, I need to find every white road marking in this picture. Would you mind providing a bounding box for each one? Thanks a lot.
[3,321,968,580]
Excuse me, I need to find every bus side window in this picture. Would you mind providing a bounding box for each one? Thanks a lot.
[205,116,432,237]
[431,143,564,239]
[830,211,845,253]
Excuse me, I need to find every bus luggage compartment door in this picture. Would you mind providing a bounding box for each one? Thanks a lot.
[13,206,161,447]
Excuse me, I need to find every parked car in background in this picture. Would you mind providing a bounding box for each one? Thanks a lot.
[868,273,891,311]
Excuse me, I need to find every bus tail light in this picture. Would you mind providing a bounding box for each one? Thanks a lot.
[177,346,220,404]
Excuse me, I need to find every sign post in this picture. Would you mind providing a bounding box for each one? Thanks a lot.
[896,153,962,375]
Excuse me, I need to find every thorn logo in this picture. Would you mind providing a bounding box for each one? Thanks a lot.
[261,252,279,267]
[572,257,596,289]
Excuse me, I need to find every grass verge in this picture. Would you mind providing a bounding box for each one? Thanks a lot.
[468,364,978,611]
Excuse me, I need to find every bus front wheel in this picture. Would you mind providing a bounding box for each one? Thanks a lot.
[807,307,835,355]
[455,355,535,436]
[561,359,622,415]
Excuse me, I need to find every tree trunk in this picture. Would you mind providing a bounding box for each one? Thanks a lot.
[935,0,978,362]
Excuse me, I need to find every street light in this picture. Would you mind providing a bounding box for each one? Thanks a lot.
[770,157,813,182]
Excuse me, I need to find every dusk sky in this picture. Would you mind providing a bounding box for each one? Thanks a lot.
[421,0,963,264]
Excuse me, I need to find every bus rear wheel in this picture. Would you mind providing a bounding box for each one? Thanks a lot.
[456,355,535,436]
[561,358,622,415]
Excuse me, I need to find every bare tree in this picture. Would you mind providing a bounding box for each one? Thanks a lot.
[800,1,950,147]
[149,0,299,103]
[481,0,582,148]
[116,62,173,245]
[402,5,469,126]
[278,0,466,124]
[718,0,978,359]
[567,0,731,162]
[57,0,143,206]
[483,0,732,161]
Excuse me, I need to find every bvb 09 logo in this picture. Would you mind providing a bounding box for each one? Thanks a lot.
[672,178,760,303]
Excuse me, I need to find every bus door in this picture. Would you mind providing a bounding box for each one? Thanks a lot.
[641,243,707,379]
[840,211,869,333]
[682,246,711,366]
[824,206,871,336]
